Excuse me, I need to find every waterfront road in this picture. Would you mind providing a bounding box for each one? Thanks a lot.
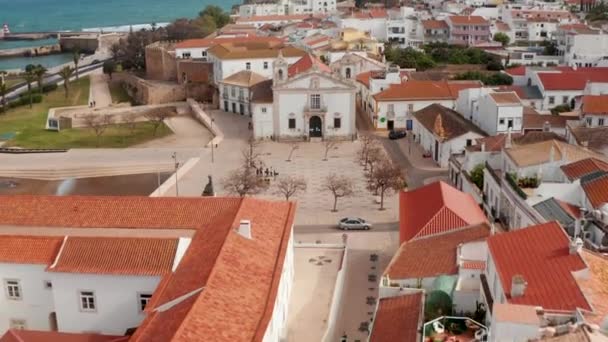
[294,222,398,234]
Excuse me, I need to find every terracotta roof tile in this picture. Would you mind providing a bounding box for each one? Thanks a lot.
[462,260,486,270]
[582,95,608,115]
[356,70,372,88]
[561,157,608,181]
[236,14,327,22]
[288,54,331,77]
[0,330,126,342]
[505,65,526,76]
[523,113,570,129]
[422,19,448,29]
[386,224,490,279]
[577,250,608,326]
[174,36,282,49]
[0,235,62,265]
[369,292,423,342]
[412,104,487,142]
[0,195,242,229]
[569,126,608,153]
[538,69,608,90]
[581,173,608,208]
[399,181,488,244]
[250,79,273,103]
[374,80,481,101]
[489,92,521,105]
[350,9,388,19]
[208,42,306,60]
[487,221,592,311]
[448,15,489,25]
[221,70,268,87]
[48,237,178,276]
[505,140,601,167]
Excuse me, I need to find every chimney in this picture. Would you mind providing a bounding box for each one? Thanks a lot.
[481,141,486,152]
[574,218,582,238]
[570,237,584,255]
[511,275,527,298]
[237,220,252,239]
[542,121,551,132]
[505,128,513,149]
[582,140,589,148]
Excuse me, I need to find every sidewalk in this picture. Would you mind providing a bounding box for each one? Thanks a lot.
[394,135,448,171]
[88,72,112,107]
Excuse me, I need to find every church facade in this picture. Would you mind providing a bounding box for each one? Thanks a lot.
[251,53,357,141]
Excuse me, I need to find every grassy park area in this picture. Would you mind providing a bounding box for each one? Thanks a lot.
[0,76,171,148]
[108,81,133,104]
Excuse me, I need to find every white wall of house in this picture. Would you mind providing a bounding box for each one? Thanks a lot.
[490,320,540,342]
[263,230,295,342]
[375,99,455,130]
[581,114,608,127]
[209,55,301,84]
[252,103,274,139]
[481,253,506,323]
[383,277,436,293]
[338,18,388,41]
[0,264,55,334]
[413,119,482,168]
[527,21,557,42]
[50,273,161,335]
[175,47,208,60]
[561,34,608,67]
[219,84,252,115]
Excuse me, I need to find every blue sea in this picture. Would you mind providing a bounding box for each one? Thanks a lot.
[0,0,239,70]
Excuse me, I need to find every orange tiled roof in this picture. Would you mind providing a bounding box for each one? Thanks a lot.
[0,235,62,265]
[0,196,296,342]
[0,195,241,229]
[237,14,327,22]
[505,65,526,76]
[577,250,608,326]
[356,70,373,88]
[399,181,488,243]
[369,292,423,342]
[288,54,331,77]
[373,80,481,101]
[582,95,608,115]
[448,15,489,25]
[581,173,608,208]
[462,260,486,270]
[351,9,388,19]
[0,330,126,342]
[489,92,521,105]
[561,157,608,181]
[487,221,592,311]
[174,36,283,49]
[385,224,490,279]
[48,237,178,276]
[422,19,448,29]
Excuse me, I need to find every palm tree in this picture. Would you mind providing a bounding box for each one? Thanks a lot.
[23,71,36,108]
[0,83,7,113]
[72,49,80,80]
[33,65,47,94]
[0,70,6,87]
[58,66,74,99]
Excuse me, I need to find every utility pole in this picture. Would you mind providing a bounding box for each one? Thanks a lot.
[172,152,179,196]
[211,114,215,163]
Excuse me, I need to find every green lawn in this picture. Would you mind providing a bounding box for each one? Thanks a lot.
[108,81,132,104]
[0,76,171,148]
[5,78,24,89]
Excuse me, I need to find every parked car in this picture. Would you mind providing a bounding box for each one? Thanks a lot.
[388,130,406,140]
[338,217,371,230]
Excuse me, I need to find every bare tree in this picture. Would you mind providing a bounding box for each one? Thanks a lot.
[323,140,338,161]
[322,173,354,212]
[369,158,405,210]
[357,135,379,169]
[123,113,138,135]
[222,166,268,197]
[144,109,175,136]
[242,136,264,169]
[366,145,384,178]
[274,176,307,201]
[286,143,299,162]
[83,114,113,146]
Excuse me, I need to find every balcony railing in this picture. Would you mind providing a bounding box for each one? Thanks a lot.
[303,105,327,112]
[480,274,494,314]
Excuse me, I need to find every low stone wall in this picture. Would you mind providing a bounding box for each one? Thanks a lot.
[113,73,186,105]
[187,98,223,147]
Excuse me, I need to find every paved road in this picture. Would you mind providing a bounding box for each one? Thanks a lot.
[294,222,398,234]
[355,105,447,189]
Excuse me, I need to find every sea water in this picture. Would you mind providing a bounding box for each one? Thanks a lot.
[0,0,239,70]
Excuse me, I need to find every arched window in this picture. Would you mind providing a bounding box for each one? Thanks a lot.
[278,69,284,80]
[345,67,352,79]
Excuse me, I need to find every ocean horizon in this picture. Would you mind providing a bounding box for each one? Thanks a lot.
[0,0,239,70]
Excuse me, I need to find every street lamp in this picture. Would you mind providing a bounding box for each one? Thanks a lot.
[211,113,215,164]
[171,152,179,196]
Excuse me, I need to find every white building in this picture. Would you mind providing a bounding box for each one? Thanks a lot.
[238,0,337,17]
[329,52,385,81]
[412,104,487,168]
[456,89,524,136]
[372,80,483,130]
[580,94,608,127]
[251,53,357,141]
[337,9,389,41]
[555,24,608,67]
[356,66,408,118]
[386,7,423,48]
[0,196,297,342]
[219,70,268,115]
[207,41,306,84]
[174,36,283,60]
